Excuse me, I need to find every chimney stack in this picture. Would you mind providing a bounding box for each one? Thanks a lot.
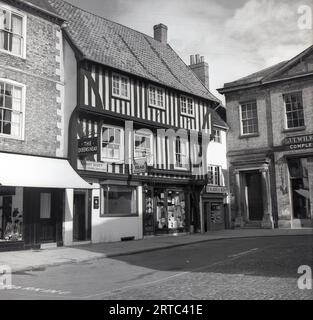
[189,54,210,90]
[153,23,168,44]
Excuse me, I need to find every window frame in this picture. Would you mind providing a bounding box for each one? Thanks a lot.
[100,185,138,218]
[0,3,27,59]
[212,129,222,143]
[100,124,124,163]
[174,136,189,171]
[207,165,222,186]
[283,91,305,130]
[180,95,195,117]
[134,130,154,166]
[111,73,130,100]
[0,78,26,140]
[148,85,165,110]
[239,101,259,136]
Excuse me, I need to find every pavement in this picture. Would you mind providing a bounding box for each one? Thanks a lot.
[0,228,312,274]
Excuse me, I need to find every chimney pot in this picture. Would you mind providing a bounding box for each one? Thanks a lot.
[189,54,210,90]
[153,23,168,44]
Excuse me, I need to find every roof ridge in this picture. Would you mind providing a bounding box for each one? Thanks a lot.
[58,0,167,47]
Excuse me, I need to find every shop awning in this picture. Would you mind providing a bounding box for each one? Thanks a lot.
[0,153,92,189]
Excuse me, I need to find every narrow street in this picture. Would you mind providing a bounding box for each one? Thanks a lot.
[1,235,312,300]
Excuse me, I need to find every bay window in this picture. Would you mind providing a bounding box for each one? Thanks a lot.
[0,80,24,139]
[134,131,153,165]
[175,137,189,170]
[101,125,124,162]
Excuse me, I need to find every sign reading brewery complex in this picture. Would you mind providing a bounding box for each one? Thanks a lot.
[78,137,98,155]
[283,134,313,151]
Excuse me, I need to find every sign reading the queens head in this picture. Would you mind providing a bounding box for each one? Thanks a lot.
[283,134,313,151]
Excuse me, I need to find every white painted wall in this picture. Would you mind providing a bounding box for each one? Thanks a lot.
[63,189,74,246]
[207,129,228,172]
[90,182,143,243]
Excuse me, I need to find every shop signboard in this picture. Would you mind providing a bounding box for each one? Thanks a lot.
[78,137,98,155]
[283,134,313,151]
[133,159,148,174]
[206,186,228,194]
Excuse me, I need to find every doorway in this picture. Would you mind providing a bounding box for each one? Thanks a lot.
[204,201,225,232]
[245,171,264,221]
[73,192,90,242]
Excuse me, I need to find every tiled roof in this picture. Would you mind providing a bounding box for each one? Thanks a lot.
[223,61,288,88]
[47,0,220,103]
[18,0,63,19]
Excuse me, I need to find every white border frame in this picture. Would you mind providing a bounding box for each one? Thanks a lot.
[180,95,195,118]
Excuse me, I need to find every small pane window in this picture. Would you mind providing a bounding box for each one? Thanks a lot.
[180,95,194,116]
[112,74,130,99]
[240,102,258,135]
[284,92,305,129]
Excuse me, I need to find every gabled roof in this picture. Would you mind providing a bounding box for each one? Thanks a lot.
[47,0,220,103]
[219,45,313,93]
[12,0,64,21]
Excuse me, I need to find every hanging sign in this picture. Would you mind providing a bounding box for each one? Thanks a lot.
[133,159,148,174]
[78,137,98,155]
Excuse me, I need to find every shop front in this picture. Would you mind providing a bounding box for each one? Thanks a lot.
[202,186,228,232]
[143,184,191,236]
[0,152,92,251]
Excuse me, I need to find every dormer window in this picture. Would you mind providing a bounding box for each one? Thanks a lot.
[180,95,194,117]
[148,85,165,109]
[0,5,26,58]
[112,73,130,100]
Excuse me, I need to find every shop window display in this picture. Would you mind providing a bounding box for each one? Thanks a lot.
[0,195,23,242]
[156,189,186,231]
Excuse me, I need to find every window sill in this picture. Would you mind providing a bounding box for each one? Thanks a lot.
[149,104,166,111]
[239,133,260,139]
[282,126,306,133]
[180,112,195,119]
[112,93,130,102]
[0,134,24,142]
[0,48,26,60]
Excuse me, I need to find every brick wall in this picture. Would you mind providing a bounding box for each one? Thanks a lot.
[0,3,63,157]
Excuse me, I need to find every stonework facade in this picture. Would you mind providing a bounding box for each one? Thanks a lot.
[0,0,64,157]
[219,46,313,229]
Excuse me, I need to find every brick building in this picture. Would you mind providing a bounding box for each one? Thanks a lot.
[0,0,90,251]
[218,46,313,229]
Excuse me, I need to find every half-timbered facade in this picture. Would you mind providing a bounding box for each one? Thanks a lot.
[49,0,228,244]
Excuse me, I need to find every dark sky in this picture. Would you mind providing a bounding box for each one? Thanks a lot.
[66,0,312,100]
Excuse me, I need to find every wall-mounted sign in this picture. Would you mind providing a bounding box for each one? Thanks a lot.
[206,186,228,194]
[133,159,147,174]
[78,160,108,173]
[0,187,16,196]
[78,137,98,155]
[283,134,313,151]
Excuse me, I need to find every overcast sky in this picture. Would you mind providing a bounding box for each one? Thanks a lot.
[66,0,312,101]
